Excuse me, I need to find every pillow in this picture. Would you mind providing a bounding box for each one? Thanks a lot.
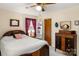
[14,34,22,39]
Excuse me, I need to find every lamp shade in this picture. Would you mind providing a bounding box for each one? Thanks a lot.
[36,6,42,11]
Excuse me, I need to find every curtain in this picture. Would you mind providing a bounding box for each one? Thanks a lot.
[32,19,36,36]
[25,18,30,35]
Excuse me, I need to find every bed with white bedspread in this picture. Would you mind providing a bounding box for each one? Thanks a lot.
[1,35,48,56]
[0,30,49,56]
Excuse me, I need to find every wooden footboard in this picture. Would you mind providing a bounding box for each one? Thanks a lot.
[32,45,49,56]
[20,45,49,56]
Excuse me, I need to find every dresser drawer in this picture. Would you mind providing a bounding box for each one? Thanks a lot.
[65,38,74,50]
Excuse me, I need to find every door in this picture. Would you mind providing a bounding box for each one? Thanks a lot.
[44,19,51,45]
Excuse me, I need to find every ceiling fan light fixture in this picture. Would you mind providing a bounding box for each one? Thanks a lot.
[36,6,42,11]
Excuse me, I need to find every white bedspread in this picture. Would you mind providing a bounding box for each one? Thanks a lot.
[0,36,48,56]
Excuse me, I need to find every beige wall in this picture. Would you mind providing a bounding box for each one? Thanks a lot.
[0,9,37,50]
[1,4,79,55]
[40,5,79,55]
[0,9,37,38]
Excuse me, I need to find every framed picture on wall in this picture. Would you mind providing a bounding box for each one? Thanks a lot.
[36,20,42,39]
[60,21,71,30]
[10,19,19,27]
[55,22,59,28]
[74,20,79,25]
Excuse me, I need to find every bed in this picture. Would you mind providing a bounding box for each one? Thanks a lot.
[0,30,49,56]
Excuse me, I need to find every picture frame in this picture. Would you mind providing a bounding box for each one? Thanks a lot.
[60,21,71,30]
[55,22,59,28]
[10,19,19,27]
[74,20,79,25]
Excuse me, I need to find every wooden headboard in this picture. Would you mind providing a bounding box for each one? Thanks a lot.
[3,30,26,37]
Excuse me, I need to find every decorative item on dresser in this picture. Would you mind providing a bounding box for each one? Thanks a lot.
[74,20,79,26]
[60,21,71,30]
[55,30,77,56]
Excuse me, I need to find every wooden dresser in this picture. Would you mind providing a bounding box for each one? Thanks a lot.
[55,30,77,56]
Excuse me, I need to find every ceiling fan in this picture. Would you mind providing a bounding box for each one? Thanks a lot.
[26,3,56,12]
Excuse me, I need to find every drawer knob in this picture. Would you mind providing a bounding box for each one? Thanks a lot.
[68,40,70,42]
[68,44,70,47]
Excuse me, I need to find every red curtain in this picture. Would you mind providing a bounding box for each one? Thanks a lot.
[25,18,30,35]
[25,18,36,36]
[32,19,36,36]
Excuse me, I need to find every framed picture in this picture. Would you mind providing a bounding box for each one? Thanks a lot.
[74,20,79,25]
[10,19,19,27]
[55,22,59,28]
[60,21,71,30]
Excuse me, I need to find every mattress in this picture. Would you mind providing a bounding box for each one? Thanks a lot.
[0,36,48,56]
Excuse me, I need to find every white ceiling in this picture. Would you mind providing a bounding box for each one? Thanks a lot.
[0,3,79,16]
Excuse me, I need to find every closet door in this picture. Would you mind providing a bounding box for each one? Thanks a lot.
[44,19,51,45]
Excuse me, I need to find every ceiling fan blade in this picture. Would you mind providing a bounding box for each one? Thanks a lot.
[26,5,37,8]
[43,3,56,5]
[30,5,37,7]
[36,3,55,5]
[46,3,56,4]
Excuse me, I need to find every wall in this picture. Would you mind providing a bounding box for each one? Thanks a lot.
[40,5,79,55]
[0,9,37,38]
[0,9,37,50]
